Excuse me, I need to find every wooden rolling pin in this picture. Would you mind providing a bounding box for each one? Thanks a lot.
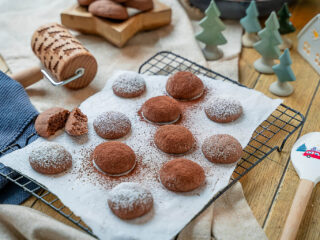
[10,23,98,89]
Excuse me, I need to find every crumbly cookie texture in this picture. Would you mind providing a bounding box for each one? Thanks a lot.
[35,107,70,138]
[65,108,88,136]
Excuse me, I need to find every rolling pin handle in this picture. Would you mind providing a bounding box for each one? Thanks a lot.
[9,66,43,88]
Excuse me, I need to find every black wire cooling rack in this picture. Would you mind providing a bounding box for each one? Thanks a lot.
[0,51,304,237]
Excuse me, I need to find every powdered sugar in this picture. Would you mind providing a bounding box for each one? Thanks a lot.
[0,70,282,239]
[202,135,242,163]
[205,96,242,121]
[112,72,146,96]
[93,111,131,138]
[29,142,72,170]
[108,182,153,211]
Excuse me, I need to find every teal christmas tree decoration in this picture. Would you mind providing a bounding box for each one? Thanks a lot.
[273,49,296,82]
[240,0,261,33]
[297,144,307,152]
[278,3,296,34]
[253,11,283,74]
[195,0,227,60]
[240,0,261,47]
[269,49,296,96]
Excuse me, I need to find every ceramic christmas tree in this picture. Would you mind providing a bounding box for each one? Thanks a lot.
[269,49,296,96]
[277,3,296,50]
[195,0,227,60]
[240,0,261,47]
[253,11,282,74]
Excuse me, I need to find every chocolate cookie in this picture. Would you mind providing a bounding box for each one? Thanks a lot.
[125,0,154,11]
[160,158,205,192]
[202,134,242,164]
[205,96,243,123]
[29,142,72,174]
[65,108,88,136]
[92,141,136,176]
[89,0,129,20]
[108,182,153,220]
[112,72,146,98]
[78,0,95,6]
[93,111,131,139]
[166,71,204,100]
[154,125,194,154]
[113,0,127,3]
[35,107,70,138]
[141,96,181,124]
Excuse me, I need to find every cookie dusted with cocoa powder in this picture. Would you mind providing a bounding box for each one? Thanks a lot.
[202,134,242,164]
[205,96,243,123]
[29,142,72,174]
[93,111,131,139]
[92,141,136,176]
[112,72,146,98]
[125,0,153,11]
[35,107,70,138]
[160,158,205,192]
[89,0,129,20]
[108,182,153,220]
[65,108,88,136]
[141,96,181,124]
[154,125,195,154]
[166,71,204,100]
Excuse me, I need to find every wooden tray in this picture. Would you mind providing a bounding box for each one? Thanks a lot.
[61,1,171,47]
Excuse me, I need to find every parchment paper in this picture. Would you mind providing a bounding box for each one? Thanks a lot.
[0,71,282,240]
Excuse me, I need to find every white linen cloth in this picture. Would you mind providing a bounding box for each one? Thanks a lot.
[0,0,267,239]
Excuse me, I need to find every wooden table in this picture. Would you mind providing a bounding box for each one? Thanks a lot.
[0,0,319,239]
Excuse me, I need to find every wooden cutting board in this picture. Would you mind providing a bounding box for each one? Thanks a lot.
[60,1,172,47]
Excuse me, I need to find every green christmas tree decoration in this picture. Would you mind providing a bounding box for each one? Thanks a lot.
[278,3,296,34]
[297,144,307,152]
[240,0,261,33]
[253,11,283,74]
[195,0,227,60]
[269,49,296,96]
[240,0,261,47]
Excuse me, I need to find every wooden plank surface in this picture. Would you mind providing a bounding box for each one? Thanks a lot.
[239,0,320,239]
[0,0,319,238]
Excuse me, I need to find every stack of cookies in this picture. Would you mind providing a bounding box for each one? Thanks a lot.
[78,0,154,20]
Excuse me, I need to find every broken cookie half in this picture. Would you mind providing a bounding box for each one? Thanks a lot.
[35,107,88,138]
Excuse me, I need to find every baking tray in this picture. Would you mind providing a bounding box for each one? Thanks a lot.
[0,51,304,237]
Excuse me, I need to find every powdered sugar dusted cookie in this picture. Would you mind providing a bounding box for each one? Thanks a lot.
[205,96,243,123]
[93,111,131,139]
[108,182,153,220]
[29,142,72,174]
[112,72,146,98]
[202,134,242,164]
